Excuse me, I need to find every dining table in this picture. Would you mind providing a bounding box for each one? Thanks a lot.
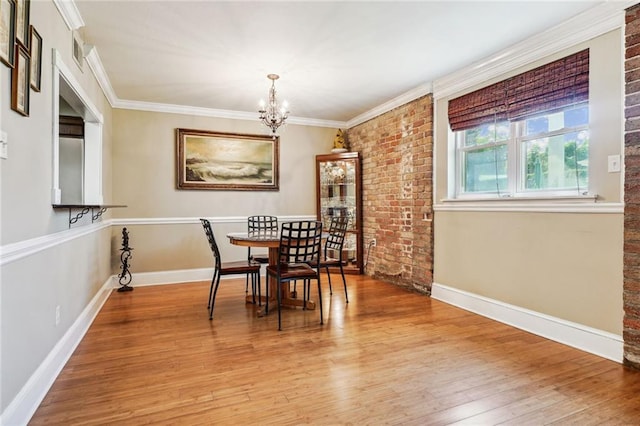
[226,231,316,315]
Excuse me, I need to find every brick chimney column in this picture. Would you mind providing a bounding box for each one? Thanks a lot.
[624,3,640,369]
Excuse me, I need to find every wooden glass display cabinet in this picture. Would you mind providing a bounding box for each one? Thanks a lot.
[315,151,363,274]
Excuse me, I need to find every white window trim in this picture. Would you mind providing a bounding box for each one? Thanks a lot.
[434,199,622,214]
[454,108,591,200]
[52,49,104,205]
[432,3,628,214]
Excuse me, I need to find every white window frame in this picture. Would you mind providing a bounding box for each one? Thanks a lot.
[51,49,103,205]
[455,103,590,199]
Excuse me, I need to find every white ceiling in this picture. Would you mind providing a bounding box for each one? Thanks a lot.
[72,1,605,125]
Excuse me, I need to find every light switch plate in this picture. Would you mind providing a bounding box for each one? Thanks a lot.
[608,154,621,173]
[0,131,7,159]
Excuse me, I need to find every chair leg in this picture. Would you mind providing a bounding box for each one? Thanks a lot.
[277,277,282,331]
[302,279,308,310]
[265,273,269,315]
[317,278,323,325]
[339,263,349,303]
[208,269,219,310]
[251,273,256,304]
[325,267,333,295]
[209,274,222,320]
[207,277,215,310]
[256,271,262,306]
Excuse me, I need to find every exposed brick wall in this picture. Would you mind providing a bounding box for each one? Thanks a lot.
[625,4,640,370]
[347,95,433,294]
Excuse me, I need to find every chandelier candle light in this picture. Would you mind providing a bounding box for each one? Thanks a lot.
[258,74,289,136]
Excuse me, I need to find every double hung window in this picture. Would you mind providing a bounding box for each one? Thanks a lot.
[457,103,589,196]
[449,49,590,199]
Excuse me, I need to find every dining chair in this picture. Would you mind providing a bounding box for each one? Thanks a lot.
[200,219,261,320]
[318,215,350,303]
[246,215,278,293]
[266,220,323,331]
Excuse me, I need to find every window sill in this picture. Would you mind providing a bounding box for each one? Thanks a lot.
[434,195,623,213]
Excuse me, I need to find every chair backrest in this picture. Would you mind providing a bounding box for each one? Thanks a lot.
[247,215,278,261]
[248,215,278,234]
[278,221,323,268]
[325,216,350,256]
[200,218,221,269]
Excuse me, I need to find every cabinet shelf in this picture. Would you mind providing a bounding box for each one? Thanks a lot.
[53,204,126,228]
[316,152,362,274]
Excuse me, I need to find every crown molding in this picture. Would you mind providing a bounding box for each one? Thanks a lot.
[347,82,433,128]
[52,0,84,31]
[112,99,346,129]
[433,1,634,100]
[74,0,631,130]
[84,47,118,106]
[285,116,347,129]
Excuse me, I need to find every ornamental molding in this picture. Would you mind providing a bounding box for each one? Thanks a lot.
[433,2,634,100]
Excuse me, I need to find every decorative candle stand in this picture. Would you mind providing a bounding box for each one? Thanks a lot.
[118,227,134,292]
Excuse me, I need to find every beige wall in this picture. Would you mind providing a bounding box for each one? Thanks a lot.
[433,29,624,335]
[0,2,628,420]
[0,1,113,414]
[435,29,623,202]
[434,212,623,333]
[111,109,336,273]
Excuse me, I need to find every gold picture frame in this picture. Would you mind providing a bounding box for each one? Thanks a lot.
[29,25,40,90]
[11,43,29,116]
[14,0,28,48]
[176,128,279,191]
[0,0,16,67]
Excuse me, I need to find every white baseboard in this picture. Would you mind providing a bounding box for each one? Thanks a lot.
[111,267,214,288]
[431,283,624,363]
[2,268,248,425]
[110,267,268,289]
[6,276,621,426]
[0,277,113,426]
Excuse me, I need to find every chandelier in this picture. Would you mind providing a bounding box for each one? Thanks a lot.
[258,74,289,136]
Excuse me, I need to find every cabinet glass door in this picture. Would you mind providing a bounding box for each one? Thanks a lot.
[316,152,362,273]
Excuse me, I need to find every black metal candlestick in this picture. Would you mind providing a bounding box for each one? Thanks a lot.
[117,227,134,292]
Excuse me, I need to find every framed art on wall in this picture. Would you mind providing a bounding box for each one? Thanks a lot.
[29,25,41,90]
[11,43,30,116]
[0,0,16,67]
[176,128,280,191]
[14,0,28,48]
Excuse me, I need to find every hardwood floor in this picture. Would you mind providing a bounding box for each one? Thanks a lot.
[31,275,640,425]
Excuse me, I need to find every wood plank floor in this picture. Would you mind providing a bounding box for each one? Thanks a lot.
[30,275,640,425]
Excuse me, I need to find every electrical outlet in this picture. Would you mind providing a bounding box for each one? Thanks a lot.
[371,239,376,247]
[55,305,61,326]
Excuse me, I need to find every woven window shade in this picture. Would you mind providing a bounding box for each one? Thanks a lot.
[448,49,589,131]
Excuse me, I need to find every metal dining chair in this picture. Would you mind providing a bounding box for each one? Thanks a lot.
[265,220,323,331]
[200,219,261,320]
[246,215,278,294]
[318,216,350,303]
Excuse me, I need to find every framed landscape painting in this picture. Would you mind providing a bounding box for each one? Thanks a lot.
[176,128,279,191]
